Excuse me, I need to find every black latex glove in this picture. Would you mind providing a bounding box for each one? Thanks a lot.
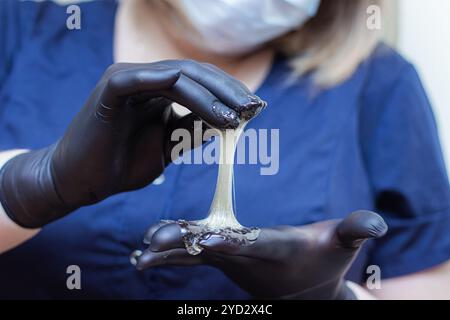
[0,60,265,228]
[133,211,388,300]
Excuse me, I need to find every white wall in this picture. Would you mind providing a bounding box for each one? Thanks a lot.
[397,0,450,171]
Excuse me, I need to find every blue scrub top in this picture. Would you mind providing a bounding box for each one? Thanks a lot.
[0,0,449,299]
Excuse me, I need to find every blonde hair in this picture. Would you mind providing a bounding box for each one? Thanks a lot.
[274,0,384,87]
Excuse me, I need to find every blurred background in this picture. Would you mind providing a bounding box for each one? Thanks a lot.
[40,0,450,174]
[384,0,450,174]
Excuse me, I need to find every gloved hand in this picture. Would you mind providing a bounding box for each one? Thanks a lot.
[0,60,265,228]
[133,211,388,300]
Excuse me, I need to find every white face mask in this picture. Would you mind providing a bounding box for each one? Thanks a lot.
[169,0,321,56]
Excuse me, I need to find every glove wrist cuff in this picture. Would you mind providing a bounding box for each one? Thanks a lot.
[0,146,72,228]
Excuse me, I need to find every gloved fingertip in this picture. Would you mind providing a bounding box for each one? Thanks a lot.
[130,250,143,267]
[239,95,267,121]
[133,250,161,270]
[135,257,150,271]
[148,223,184,252]
[211,103,240,129]
[364,213,388,239]
[143,221,170,245]
[337,210,388,248]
